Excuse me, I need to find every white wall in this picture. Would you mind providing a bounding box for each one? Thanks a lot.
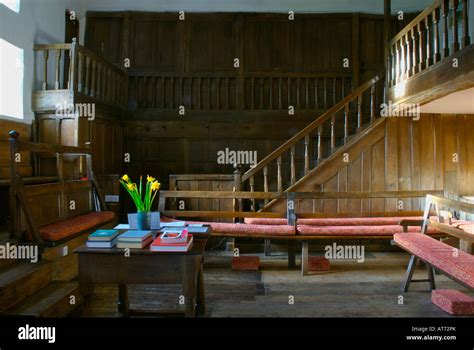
[82,0,431,14]
[0,0,86,124]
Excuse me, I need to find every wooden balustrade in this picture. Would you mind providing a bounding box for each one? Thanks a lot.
[239,73,384,210]
[33,39,127,110]
[128,72,351,111]
[388,0,471,88]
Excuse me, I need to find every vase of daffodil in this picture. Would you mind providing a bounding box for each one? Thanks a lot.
[120,174,161,230]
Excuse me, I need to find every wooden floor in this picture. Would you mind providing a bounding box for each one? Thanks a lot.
[84,252,470,318]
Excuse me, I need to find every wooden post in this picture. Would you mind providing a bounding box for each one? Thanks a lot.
[425,15,432,67]
[330,114,336,153]
[54,49,62,90]
[418,21,426,72]
[263,166,269,205]
[290,146,296,186]
[249,175,255,211]
[411,28,418,75]
[344,103,350,143]
[357,94,362,132]
[277,156,282,192]
[433,8,441,63]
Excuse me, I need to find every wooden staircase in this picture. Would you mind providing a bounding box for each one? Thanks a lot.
[0,240,83,317]
[239,73,386,212]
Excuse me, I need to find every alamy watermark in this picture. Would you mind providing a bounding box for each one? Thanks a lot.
[380,101,420,121]
[0,243,38,263]
[55,101,96,120]
[325,243,365,263]
[18,324,55,343]
[217,148,257,166]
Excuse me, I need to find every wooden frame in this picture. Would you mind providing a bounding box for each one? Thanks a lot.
[9,130,107,247]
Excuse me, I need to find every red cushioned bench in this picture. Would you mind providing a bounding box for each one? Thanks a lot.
[394,233,474,291]
[394,195,474,292]
[9,131,116,248]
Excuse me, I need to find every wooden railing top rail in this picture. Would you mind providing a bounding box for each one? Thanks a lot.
[9,131,91,155]
[76,45,127,75]
[389,0,442,45]
[34,43,73,51]
[159,190,443,200]
[241,73,382,182]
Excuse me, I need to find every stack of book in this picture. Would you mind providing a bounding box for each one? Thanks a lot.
[87,229,120,248]
[150,229,193,252]
[117,230,153,249]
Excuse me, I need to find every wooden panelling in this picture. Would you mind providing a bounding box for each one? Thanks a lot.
[0,119,32,179]
[85,17,123,66]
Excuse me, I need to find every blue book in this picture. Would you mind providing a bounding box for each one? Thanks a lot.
[88,229,119,242]
[87,237,118,248]
[118,230,152,242]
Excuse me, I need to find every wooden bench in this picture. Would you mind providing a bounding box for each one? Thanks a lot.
[158,189,445,275]
[9,130,116,252]
[396,195,474,292]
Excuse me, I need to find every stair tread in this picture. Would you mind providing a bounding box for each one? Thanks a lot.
[7,281,80,317]
[0,261,50,287]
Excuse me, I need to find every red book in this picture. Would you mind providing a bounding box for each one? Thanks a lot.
[150,234,193,252]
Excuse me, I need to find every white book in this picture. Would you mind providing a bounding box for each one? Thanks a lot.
[87,237,118,248]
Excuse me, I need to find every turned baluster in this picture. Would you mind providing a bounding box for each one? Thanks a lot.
[77,51,83,94]
[85,56,91,96]
[249,176,255,211]
[290,147,296,185]
[433,8,441,63]
[263,166,269,205]
[425,15,433,68]
[344,103,350,143]
[411,28,418,75]
[442,0,450,58]
[330,114,336,154]
[389,44,395,86]
[304,135,310,175]
[395,41,401,83]
[323,77,328,109]
[277,157,282,192]
[418,21,426,71]
[461,0,470,48]
[42,50,49,90]
[451,0,460,53]
[370,84,376,123]
[357,94,362,132]
[405,33,411,77]
[317,125,323,165]
[54,49,61,90]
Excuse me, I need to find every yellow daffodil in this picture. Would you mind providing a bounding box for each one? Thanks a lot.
[147,175,156,183]
[151,181,161,191]
[126,183,135,191]
[121,174,130,183]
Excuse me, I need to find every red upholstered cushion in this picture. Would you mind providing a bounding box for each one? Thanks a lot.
[245,216,425,226]
[232,256,260,271]
[394,233,474,289]
[208,223,295,236]
[309,256,330,271]
[297,224,439,236]
[431,289,474,316]
[39,211,115,242]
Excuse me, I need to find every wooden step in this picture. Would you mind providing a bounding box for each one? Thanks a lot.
[6,281,82,317]
[0,261,52,312]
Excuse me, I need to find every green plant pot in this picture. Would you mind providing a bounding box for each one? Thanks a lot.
[136,211,151,230]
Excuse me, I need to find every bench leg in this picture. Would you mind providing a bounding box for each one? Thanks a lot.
[288,240,296,269]
[402,255,418,292]
[427,263,436,291]
[264,239,272,256]
[301,241,309,276]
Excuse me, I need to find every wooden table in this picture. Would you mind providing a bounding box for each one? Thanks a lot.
[75,232,209,318]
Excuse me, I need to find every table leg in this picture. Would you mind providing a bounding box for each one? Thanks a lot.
[118,284,130,317]
[79,279,94,317]
[182,256,198,318]
[196,263,206,316]
[301,241,309,276]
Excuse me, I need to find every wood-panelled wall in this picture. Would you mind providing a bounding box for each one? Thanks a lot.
[270,114,474,213]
